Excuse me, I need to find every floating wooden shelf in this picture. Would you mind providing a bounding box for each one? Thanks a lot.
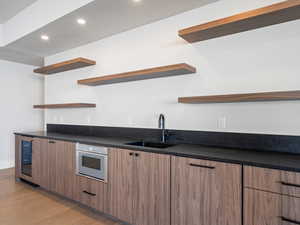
[34,103,96,109]
[179,0,300,43]
[77,63,196,86]
[34,58,96,75]
[178,91,300,104]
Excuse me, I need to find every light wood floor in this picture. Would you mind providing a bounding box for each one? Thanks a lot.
[0,168,122,225]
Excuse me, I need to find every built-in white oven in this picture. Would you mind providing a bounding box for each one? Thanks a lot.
[76,143,108,182]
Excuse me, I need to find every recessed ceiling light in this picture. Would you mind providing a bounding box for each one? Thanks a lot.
[133,0,142,3]
[77,18,86,25]
[41,35,49,41]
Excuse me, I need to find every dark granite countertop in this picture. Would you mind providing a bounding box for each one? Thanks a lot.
[15,131,300,173]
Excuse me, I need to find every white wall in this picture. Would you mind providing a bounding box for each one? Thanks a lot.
[45,0,300,136]
[0,60,44,169]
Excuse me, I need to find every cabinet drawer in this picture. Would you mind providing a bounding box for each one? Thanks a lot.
[244,166,281,193]
[282,195,300,225]
[281,171,300,198]
[244,166,300,197]
[76,176,108,212]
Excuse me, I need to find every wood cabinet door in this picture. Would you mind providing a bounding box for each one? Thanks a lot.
[46,140,77,198]
[15,135,21,179]
[47,139,59,192]
[40,139,50,189]
[62,142,77,200]
[134,152,171,225]
[244,189,281,225]
[108,148,135,224]
[171,156,242,225]
[32,138,42,185]
[55,141,77,198]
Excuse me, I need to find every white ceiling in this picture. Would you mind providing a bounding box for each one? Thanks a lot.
[0,46,43,65]
[0,0,38,23]
[7,0,217,57]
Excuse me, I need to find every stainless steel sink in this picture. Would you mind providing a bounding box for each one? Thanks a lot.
[126,141,175,149]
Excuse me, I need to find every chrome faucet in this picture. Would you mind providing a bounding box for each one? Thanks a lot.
[158,114,166,143]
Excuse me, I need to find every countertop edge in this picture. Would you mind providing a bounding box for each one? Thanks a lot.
[14,132,300,173]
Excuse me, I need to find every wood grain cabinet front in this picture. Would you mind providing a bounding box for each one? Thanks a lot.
[244,166,300,225]
[244,166,281,193]
[39,138,51,189]
[75,176,108,212]
[108,148,171,225]
[133,151,171,225]
[244,188,300,225]
[15,135,21,179]
[171,156,242,225]
[244,188,281,225]
[281,171,300,198]
[39,139,77,200]
[282,195,300,225]
[108,148,135,224]
[244,166,300,198]
[53,141,77,199]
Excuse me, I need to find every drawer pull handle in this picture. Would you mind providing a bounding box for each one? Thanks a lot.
[281,217,300,224]
[82,191,96,197]
[280,182,300,188]
[48,141,56,144]
[189,163,215,169]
